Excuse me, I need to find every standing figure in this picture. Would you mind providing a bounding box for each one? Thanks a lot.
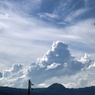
[28,79,33,95]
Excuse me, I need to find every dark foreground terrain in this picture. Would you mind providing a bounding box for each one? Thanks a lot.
[0,83,95,95]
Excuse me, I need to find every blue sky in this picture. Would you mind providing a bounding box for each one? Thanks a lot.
[0,0,95,88]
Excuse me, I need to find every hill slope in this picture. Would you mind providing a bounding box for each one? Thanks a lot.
[0,83,95,95]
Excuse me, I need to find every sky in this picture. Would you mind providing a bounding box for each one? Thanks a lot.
[0,0,95,88]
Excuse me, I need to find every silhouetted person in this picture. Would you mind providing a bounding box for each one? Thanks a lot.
[28,79,33,95]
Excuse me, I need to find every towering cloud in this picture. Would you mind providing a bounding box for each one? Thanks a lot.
[0,41,94,88]
[25,41,91,83]
[36,41,83,74]
[37,41,73,65]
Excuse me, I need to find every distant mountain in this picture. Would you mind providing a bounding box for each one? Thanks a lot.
[48,83,66,90]
[0,83,95,95]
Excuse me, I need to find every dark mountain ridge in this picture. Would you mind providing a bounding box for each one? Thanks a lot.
[0,83,95,95]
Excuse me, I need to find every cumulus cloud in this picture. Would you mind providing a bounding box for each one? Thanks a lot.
[37,41,73,65]
[0,0,95,89]
[42,63,95,88]
[21,41,95,87]
[46,63,61,70]
[0,0,95,73]
[0,41,95,88]
[0,64,29,88]
[3,64,23,78]
[36,41,84,76]
[80,53,90,63]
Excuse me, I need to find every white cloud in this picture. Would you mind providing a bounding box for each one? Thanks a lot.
[0,41,95,88]
[38,83,48,88]
[87,62,95,69]
[38,13,59,19]
[3,64,23,78]
[0,0,42,14]
[80,53,91,63]
[46,63,61,70]
[65,8,89,22]
[0,63,28,88]
[42,65,95,88]
[0,7,95,71]
[37,41,73,66]
[0,0,95,89]
[78,78,88,88]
